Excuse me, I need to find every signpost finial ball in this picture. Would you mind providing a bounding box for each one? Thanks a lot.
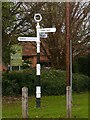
[34,13,42,22]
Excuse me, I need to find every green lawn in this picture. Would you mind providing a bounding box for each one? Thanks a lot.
[2,92,89,118]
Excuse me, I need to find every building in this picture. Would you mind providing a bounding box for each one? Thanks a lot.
[22,42,50,68]
[0,63,7,71]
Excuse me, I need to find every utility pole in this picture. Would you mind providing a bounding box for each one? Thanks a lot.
[66,1,72,118]
[66,2,70,87]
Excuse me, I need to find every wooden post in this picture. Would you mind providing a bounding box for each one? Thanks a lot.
[10,66,12,71]
[66,86,71,118]
[66,1,70,87]
[19,66,21,71]
[22,87,28,118]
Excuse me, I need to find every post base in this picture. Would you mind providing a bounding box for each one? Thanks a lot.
[36,98,41,108]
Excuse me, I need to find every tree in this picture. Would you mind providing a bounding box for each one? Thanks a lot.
[2,2,45,65]
[2,2,90,69]
[40,2,90,69]
[70,2,90,58]
[2,2,22,65]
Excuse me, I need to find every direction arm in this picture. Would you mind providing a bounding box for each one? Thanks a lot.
[18,37,37,42]
[39,28,56,33]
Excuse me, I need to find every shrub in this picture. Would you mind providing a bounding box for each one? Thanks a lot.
[2,69,89,96]
[73,55,90,77]
[41,70,66,95]
[41,69,89,95]
[72,73,89,92]
[2,69,35,96]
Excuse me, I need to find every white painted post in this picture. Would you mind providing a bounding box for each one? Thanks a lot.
[36,21,41,108]
[19,66,21,70]
[22,87,28,118]
[66,86,71,118]
[10,66,12,71]
[70,40,72,103]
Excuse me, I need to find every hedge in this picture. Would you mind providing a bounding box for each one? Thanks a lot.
[73,55,90,77]
[2,69,89,96]
[2,69,35,96]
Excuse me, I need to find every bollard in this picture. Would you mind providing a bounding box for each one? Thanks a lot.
[22,87,28,118]
[66,86,71,118]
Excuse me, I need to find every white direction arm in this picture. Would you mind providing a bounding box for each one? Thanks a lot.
[18,37,37,41]
[39,28,56,33]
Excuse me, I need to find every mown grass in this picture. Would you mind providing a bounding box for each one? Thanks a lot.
[2,92,88,118]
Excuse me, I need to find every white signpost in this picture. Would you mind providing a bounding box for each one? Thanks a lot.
[18,13,56,108]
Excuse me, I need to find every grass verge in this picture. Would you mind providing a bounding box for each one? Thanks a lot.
[2,92,88,118]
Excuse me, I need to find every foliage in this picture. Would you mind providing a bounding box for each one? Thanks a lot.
[2,69,35,96]
[2,2,90,69]
[41,70,66,95]
[2,69,89,96]
[2,2,18,65]
[73,55,90,77]
[41,69,89,95]
[72,73,89,93]
[22,59,32,69]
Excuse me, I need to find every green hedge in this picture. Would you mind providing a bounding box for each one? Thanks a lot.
[41,70,66,95]
[2,69,35,96]
[2,69,89,96]
[73,55,90,77]
[41,69,89,95]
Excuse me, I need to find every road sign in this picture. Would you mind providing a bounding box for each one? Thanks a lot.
[10,44,22,66]
[18,37,37,41]
[39,28,56,33]
[18,13,56,108]
[40,33,47,38]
